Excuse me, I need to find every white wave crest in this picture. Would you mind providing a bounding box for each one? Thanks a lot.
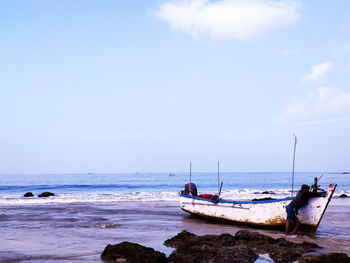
[0,188,349,206]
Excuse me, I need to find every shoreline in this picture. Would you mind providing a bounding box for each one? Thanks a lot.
[1,199,350,262]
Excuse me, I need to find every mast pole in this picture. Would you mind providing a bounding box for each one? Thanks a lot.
[217,161,220,194]
[190,162,192,184]
[189,162,192,195]
[291,133,297,197]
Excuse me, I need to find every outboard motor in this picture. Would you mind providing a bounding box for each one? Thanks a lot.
[184,183,198,196]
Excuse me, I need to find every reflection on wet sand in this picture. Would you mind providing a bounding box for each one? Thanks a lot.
[0,198,349,262]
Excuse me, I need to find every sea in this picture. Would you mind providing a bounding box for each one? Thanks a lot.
[0,172,350,262]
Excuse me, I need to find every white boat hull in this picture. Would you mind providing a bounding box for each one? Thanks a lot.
[180,184,336,233]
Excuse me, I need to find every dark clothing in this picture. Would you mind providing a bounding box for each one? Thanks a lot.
[285,187,324,233]
[286,205,298,222]
[288,189,320,213]
[184,183,198,196]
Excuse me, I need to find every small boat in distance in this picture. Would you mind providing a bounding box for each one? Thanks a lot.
[180,183,336,233]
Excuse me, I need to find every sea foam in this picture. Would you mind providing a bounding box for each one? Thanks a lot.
[1,188,349,206]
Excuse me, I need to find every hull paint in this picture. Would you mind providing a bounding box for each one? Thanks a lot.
[180,184,337,233]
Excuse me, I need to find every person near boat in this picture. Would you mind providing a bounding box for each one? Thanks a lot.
[285,184,325,235]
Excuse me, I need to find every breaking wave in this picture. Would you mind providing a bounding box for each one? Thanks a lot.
[1,188,349,205]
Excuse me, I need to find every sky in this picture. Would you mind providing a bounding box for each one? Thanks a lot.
[0,0,349,174]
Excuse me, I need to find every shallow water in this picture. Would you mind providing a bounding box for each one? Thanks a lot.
[0,198,349,262]
[0,172,349,262]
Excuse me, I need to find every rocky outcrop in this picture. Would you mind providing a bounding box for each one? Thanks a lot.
[38,192,55,197]
[164,230,320,263]
[23,192,34,197]
[298,252,350,263]
[101,230,350,263]
[339,194,348,198]
[101,241,166,263]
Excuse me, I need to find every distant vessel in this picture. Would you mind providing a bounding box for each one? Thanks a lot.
[169,173,175,176]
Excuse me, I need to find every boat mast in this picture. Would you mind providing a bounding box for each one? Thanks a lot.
[190,162,192,185]
[189,162,193,195]
[217,161,220,194]
[291,133,297,197]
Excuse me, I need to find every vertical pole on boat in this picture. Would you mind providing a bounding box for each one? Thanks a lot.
[217,161,220,194]
[291,133,297,197]
[189,162,192,195]
[190,162,192,184]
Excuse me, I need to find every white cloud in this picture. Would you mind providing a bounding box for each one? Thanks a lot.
[302,61,333,83]
[155,0,301,40]
[276,87,350,126]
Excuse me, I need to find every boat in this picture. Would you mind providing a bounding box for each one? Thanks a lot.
[180,183,337,233]
[180,136,337,233]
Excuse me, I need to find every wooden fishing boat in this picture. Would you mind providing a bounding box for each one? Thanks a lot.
[180,183,337,233]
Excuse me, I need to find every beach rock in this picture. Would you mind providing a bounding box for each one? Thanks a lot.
[38,192,55,197]
[339,194,348,198]
[235,231,319,263]
[164,230,320,263]
[165,231,257,263]
[23,192,34,197]
[102,230,339,263]
[298,252,350,263]
[101,241,166,263]
[164,230,199,248]
[260,191,275,194]
[167,243,257,263]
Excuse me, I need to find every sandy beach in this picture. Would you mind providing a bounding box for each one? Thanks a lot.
[1,196,349,262]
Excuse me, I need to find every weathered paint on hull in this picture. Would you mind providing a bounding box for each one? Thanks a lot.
[180,184,336,233]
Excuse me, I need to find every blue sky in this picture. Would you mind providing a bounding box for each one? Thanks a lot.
[0,0,349,174]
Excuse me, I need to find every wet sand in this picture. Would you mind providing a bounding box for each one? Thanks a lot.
[0,198,349,262]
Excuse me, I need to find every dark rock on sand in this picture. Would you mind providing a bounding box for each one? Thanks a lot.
[164,230,257,263]
[298,252,350,263]
[339,194,348,198]
[23,192,34,197]
[101,230,350,263]
[164,230,320,263]
[38,192,55,197]
[101,241,166,263]
[167,243,257,263]
[260,191,276,194]
[231,230,319,263]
